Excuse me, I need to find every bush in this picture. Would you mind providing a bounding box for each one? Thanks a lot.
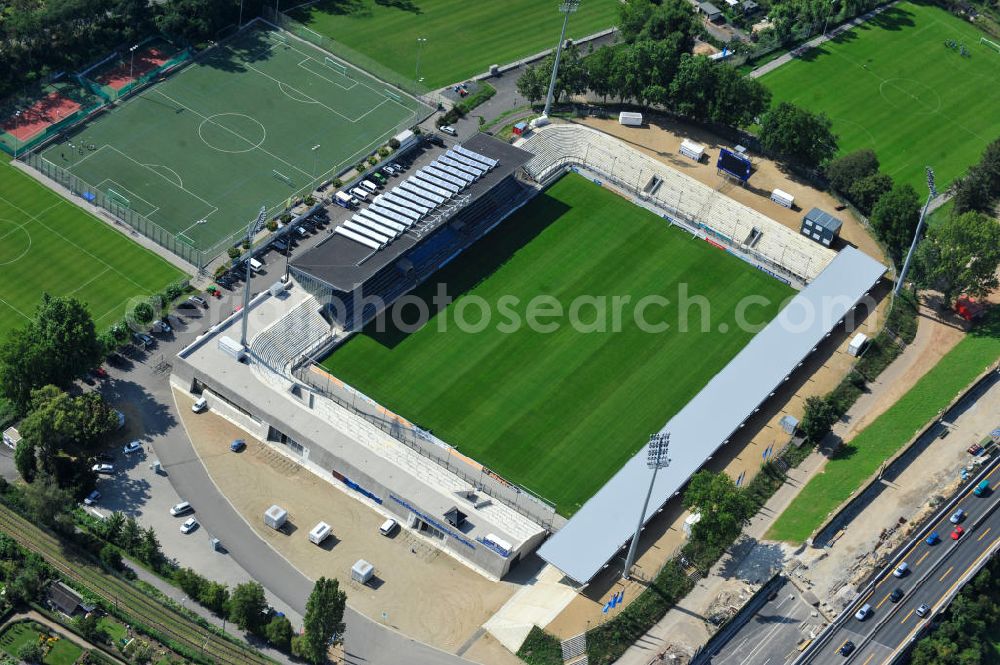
[304,195,316,206]
[377,146,390,157]
[280,213,292,224]
[516,626,562,665]
[17,641,44,664]
[367,155,379,166]
[164,281,187,301]
[356,162,367,173]
[265,220,278,232]
[241,239,250,250]
[213,264,228,279]
[388,138,400,150]
[99,543,123,570]
[227,247,240,260]
[332,178,343,188]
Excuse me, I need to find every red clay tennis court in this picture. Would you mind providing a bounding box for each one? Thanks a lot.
[1,92,81,141]
[93,48,170,91]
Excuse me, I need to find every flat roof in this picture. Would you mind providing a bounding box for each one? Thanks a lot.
[804,207,843,233]
[537,247,885,584]
[291,134,532,292]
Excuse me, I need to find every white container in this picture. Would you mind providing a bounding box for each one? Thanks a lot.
[351,559,374,583]
[218,336,246,361]
[309,521,332,545]
[848,332,869,357]
[264,504,287,530]
[2,427,20,449]
[618,111,643,126]
[770,188,794,208]
[679,139,704,162]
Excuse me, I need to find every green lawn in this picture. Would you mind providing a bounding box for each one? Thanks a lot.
[286,0,621,89]
[761,1,1000,193]
[0,154,187,343]
[322,174,794,515]
[0,622,83,665]
[44,638,83,665]
[767,311,1000,543]
[98,616,127,644]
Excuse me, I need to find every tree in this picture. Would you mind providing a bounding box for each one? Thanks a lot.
[228,581,268,633]
[99,544,123,571]
[847,172,893,216]
[586,45,616,103]
[132,301,155,324]
[120,517,142,553]
[75,612,105,643]
[681,471,755,553]
[299,577,347,663]
[825,149,879,194]
[14,439,38,483]
[0,294,103,410]
[914,211,1000,305]
[103,511,126,543]
[17,642,44,664]
[175,567,208,599]
[801,396,839,443]
[138,526,162,566]
[870,183,921,265]
[199,581,231,616]
[23,472,75,533]
[265,614,294,652]
[758,102,837,169]
[516,64,547,105]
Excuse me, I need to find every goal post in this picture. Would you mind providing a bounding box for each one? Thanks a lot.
[107,188,131,208]
[981,37,1000,53]
[324,57,348,77]
[384,89,401,103]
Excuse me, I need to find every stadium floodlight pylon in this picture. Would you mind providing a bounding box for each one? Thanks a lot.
[536,0,580,126]
[240,205,268,348]
[623,431,671,580]
[895,166,935,296]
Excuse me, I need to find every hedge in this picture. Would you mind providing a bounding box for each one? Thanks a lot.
[516,626,563,665]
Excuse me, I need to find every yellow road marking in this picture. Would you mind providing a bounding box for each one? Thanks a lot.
[915,551,930,566]
[875,592,892,610]
[863,654,875,665]
[900,609,914,624]
[939,566,954,582]
[978,527,991,542]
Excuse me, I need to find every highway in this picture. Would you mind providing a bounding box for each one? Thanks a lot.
[803,458,1000,665]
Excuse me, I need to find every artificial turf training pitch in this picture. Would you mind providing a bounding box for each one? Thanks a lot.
[37,22,425,255]
[322,174,794,516]
[761,1,1000,193]
[0,155,186,343]
[287,0,621,90]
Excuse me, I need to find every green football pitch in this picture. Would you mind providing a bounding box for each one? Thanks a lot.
[761,1,1000,192]
[36,22,427,257]
[286,0,621,90]
[321,174,794,515]
[0,155,186,343]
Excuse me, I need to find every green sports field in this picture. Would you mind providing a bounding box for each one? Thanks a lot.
[761,1,1000,192]
[321,174,794,515]
[0,155,186,343]
[286,0,621,90]
[767,310,1000,543]
[36,23,427,259]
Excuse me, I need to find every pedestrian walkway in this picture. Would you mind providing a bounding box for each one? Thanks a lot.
[749,2,898,78]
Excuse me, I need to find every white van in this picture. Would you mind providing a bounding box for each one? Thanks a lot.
[350,188,369,202]
[170,501,193,516]
[379,518,398,536]
[361,179,379,193]
[309,521,332,545]
[248,257,263,273]
[191,397,208,413]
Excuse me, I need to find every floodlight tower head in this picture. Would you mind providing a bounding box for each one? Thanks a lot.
[926,167,937,199]
[647,432,671,470]
[560,0,581,13]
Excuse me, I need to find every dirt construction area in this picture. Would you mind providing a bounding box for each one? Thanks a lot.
[173,389,520,663]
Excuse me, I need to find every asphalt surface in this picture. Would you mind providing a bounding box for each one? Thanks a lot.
[702,578,822,665]
[809,459,1000,665]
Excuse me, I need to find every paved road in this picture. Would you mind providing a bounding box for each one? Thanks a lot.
[808,458,1000,665]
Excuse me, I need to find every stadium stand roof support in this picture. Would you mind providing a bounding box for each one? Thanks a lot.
[536,246,886,585]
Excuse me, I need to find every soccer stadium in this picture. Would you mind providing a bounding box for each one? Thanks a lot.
[5,19,430,267]
[172,121,885,582]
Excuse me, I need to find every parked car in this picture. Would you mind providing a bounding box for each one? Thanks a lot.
[915,603,930,617]
[379,518,398,536]
[926,531,941,545]
[890,588,904,603]
[133,332,154,346]
[152,320,172,334]
[84,490,101,506]
[170,501,193,516]
[188,295,208,309]
[180,517,199,534]
[439,125,457,136]
[123,441,142,455]
[192,397,208,413]
[91,367,108,379]
[893,562,910,578]
[950,508,966,524]
[951,526,965,540]
[230,439,247,453]
[96,452,115,463]
[92,463,114,474]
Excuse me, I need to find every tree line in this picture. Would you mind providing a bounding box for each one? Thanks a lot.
[0,0,264,102]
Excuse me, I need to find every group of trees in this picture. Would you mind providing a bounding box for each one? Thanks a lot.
[681,470,756,568]
[0,0,260,102]
[951,136,1000,216]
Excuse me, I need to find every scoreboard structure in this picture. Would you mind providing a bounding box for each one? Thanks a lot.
[717,148,752,183]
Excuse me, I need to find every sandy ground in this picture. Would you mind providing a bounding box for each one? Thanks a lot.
[574,116,888,268]
[174,390,518,660]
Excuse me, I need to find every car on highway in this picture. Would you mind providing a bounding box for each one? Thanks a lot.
[91,463,114,475]
[84,490,100,506]
[170,501,193,516]
[839,640,855,656]
[916,603,931,617]
[123,441,142,455]
[950,508,966,523]
[890,588,904,603]
[951,525,965,540]
[180,517,199,534]
[926,531,941,545]
[893,562,910,577]
[974,479,991,496]
[854,603,872,621]
[230,439,246,453]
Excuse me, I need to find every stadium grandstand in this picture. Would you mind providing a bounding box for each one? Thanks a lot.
[517,123,835,286]
[290,134,533,331]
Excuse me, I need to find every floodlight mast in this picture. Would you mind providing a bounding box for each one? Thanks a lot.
[239,206,267,348]
[895,167,936,295]
[541,0,581,120]
[623,432,671,580]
